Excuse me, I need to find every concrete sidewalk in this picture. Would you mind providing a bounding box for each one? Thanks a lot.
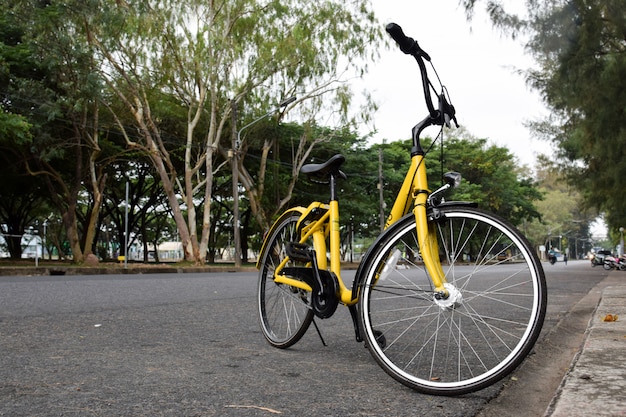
[546,276,626,416]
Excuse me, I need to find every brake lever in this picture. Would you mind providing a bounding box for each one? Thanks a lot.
[439,94,458,128]
[444,111,459,129]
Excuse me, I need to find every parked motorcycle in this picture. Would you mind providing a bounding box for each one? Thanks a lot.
[590,253,605,267]
[590,250,612,267]
[602,255,626,271]
[613,255,626,271]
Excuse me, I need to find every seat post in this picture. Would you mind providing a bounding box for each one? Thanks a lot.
[329,174,338,202]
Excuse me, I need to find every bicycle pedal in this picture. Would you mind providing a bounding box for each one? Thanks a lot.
[286,242,313,262]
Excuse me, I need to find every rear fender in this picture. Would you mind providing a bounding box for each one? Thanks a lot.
[256,207,306,269]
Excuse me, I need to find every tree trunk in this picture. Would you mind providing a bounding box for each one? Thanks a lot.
[197,147,216,265]
[83,171,107,258]
[5,225,23,260]
[63,202,84,264]
[150,153,194,262]
[240,208,251,263]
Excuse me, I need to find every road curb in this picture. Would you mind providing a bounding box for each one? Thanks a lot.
[546,273,626,417]
[0,266,258,276]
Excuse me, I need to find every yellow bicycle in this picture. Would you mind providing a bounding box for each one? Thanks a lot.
[256,23,547,396]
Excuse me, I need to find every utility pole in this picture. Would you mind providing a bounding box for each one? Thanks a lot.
[231,101,241,267]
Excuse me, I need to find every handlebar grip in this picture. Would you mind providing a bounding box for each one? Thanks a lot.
[385,23,431,61]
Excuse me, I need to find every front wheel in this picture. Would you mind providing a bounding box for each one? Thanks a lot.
[257,211,314,349]
[358,207,547,396]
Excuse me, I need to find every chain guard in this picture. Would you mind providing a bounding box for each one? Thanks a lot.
[280,267,339,319]
[311,270,339,318]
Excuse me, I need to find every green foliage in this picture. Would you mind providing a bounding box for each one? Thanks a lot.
[526,0,626,232]
[0,0,383,263]
[523,156,595,256]
[441,134,542,226]
[364,132,542,230]
[0,111,32,144]
[466,0,626,234]
[0,152,47,258]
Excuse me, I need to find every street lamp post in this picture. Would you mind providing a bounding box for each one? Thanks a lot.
[232,96,296,267]
[620,227,624,256]
[124,181,129,269]
[43,220,47,261]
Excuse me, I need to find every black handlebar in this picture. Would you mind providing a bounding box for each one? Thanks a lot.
[385,22,457,130]
[385,23,431,61]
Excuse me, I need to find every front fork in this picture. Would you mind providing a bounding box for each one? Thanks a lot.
[413,200,449,298]
[412,164,449,299]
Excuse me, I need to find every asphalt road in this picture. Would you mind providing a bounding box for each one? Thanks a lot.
[0,261,609,417]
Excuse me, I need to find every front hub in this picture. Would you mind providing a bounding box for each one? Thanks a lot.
[434,283,463,310]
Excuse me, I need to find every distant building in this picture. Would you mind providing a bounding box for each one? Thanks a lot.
[157,241,183,262]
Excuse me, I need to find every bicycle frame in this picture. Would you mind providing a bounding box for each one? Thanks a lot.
[266,142,449,306]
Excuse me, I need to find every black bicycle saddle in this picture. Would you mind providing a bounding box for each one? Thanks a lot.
[301,154,347,181]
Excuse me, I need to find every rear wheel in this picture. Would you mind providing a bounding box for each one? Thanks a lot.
[358,207,547,395]
[258,211,314,348]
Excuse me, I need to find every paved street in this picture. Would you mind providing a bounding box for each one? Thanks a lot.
[0,261,609,416]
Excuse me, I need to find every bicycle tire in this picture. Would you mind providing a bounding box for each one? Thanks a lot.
[358,206,547,395]
[257,210,314,348]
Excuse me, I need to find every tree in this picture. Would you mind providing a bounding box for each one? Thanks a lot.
[0,19,40,258]
[442,131,542,226]
[462,0,626,233]
[237,121,371,231]
[73,0,381,264]
[0,167,46,259]
[0,113,31,145]
[100,157,174,261]
[2,1,115,263]
[523,155,595,256]
[369,132,542,230]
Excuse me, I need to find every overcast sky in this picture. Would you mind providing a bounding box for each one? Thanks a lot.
[358,1,549,168]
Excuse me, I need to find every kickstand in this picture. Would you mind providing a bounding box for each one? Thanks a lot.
[311,318,327,347]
